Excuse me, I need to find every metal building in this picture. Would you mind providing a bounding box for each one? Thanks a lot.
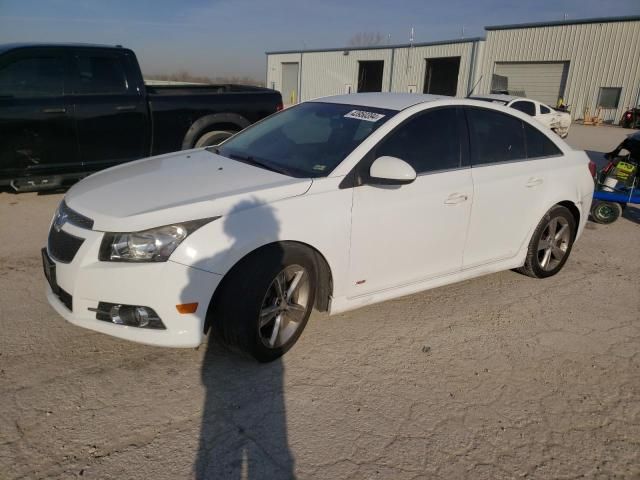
[266,38,484,105]
[265,15,640,123]
[478,15,640,122]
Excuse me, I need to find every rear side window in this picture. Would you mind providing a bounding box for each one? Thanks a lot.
[73,54,128,94]
[466,108,526,165]
[540,104,551,114]
[524,123,562,158]
[0,55,64,97]
[375,108,461,174]
[511,101,536,116]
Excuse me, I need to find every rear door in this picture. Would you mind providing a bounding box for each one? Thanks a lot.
[348,107,473,296]
[0,47,77,180]
[69,48,148,172]
[462,107,561,268]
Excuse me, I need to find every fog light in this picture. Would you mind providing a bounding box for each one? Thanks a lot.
[91,303,166,329]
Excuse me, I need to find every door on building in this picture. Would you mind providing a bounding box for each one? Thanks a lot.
[357,61,384,92]
[423,57,461,96]
[493,62,569,106]
[281,62,299,105]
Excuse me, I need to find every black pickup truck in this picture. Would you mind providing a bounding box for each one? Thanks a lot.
[0,43,282,191]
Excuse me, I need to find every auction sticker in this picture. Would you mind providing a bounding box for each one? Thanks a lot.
[344,110,386,122]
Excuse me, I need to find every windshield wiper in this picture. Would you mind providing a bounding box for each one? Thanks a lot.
[226,152,289,175]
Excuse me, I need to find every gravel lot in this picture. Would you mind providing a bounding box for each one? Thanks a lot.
[1,124,639,479]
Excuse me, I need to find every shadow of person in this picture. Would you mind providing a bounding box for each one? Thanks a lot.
[189,199,294,479]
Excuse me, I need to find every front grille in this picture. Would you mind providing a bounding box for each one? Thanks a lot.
[48,227,84,263]
[59,200,94,229]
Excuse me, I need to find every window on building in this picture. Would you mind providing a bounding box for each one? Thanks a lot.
[466,107,526,165]
[597,87,622,109]
[375,107,461,173]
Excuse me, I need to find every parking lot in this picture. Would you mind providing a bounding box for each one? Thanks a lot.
[0,124,638,479]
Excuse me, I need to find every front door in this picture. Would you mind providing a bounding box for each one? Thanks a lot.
[0,48,77,180]
[348,107,472,297]
[69,49,148,172]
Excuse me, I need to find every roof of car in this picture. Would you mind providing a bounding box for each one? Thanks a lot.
[0,42,125,55]
[471,93,520,103]
[316,93,447,111]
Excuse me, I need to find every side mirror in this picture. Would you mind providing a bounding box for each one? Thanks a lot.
[369,156,417,185]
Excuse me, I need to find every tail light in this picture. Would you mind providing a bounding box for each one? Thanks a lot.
[588,160,597,178]
[276,102,283,112]
[626,112,633,119]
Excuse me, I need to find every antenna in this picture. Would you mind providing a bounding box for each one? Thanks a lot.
[409,27,414,46]
[461,25,465,39]
[466,75,483,98]
[564,13,568,20]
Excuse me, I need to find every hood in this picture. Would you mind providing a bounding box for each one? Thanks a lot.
[65,149,312,232]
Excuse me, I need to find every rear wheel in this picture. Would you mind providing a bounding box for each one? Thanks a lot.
[210,244,316,362]
[194,130,236,148]
[590,201,622,224]
[518,205,576,278]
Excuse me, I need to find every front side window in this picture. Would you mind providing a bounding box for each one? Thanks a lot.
[0,55,64,98]
[74,54,128,94]
[374,108,461,173]
[466,107,526,165]
[216,102,395,177]
[511,100,536,116]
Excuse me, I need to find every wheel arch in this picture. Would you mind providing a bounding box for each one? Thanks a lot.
[557,200,581,238]
[204,240,333,334]
[181,113,250,150]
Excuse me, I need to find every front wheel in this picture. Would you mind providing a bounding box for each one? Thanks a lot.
[518,205,576,279]
[194,130,236,148]
[210,244,316,362]
[590,201,622,224]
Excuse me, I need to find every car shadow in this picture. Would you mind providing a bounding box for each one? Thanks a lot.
[183,199,295,479]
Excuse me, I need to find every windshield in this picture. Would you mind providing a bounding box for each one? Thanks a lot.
[213,102,395,177]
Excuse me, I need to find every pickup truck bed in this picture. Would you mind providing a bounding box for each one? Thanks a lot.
[0,43,282,191]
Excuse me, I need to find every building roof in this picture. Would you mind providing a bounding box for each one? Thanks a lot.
[486,15,640,31]
[315,92,446,111]
[265,37,484,55]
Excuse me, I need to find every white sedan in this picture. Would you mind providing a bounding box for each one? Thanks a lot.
[43,93,594,362]
[472,94,571,138]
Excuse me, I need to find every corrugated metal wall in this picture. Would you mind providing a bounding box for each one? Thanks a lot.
[478,20,640,122]
[267,41,479,102]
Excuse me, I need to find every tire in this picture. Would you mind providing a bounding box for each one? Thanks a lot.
[210,244,317,362]
[194,130,236,148]
[590,201,622,224]
[517,205,577,279]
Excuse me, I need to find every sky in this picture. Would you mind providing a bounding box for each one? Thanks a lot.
[0,0,638,81]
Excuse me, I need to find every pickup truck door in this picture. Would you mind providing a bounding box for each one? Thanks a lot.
[68,49,148,171]
[0,48,78,181]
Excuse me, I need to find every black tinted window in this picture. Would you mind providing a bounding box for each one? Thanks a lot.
[511,101,535,116]
[0,55,64,97]
[524,123,562,158]
[375,108,460,173]
[540,104,551,114]
[74,54,128,94]
[466,108,526,165]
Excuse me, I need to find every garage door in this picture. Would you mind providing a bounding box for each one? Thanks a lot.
[494,62,569,106]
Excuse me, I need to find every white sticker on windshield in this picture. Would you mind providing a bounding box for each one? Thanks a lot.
[344,110,386,122]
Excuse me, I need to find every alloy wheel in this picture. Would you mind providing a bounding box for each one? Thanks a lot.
[537,216,571,271]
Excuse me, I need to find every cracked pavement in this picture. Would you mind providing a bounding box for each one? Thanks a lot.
[1,125,639,479]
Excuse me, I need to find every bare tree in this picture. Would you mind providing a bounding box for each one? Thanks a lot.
[146,71,264,86]
[348,32,386,47]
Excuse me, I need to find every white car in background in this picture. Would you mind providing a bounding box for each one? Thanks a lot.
[472,94,572,138]
[43,93,594,362]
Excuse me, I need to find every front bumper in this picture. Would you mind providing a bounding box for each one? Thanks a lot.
[44,222,222,348]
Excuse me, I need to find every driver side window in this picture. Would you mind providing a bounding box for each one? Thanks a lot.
[375,108,461,174]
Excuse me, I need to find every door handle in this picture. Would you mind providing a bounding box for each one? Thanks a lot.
[42,107,66,114]
[115,105,136,111]
[526,177,544,188]
[444,193,469,205]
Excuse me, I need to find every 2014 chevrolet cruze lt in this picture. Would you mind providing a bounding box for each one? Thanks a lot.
[43,93,594,362]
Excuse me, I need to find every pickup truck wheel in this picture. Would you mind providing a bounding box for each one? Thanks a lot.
[517,205,576,279]
[194,130,235,148]
[211,244,316,362]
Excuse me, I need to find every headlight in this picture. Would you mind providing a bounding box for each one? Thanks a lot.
[99,218,219,262]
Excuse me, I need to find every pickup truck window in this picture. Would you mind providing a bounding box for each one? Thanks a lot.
[74,54,129,94]
[215,102,395,178]
[0,55,64,98]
